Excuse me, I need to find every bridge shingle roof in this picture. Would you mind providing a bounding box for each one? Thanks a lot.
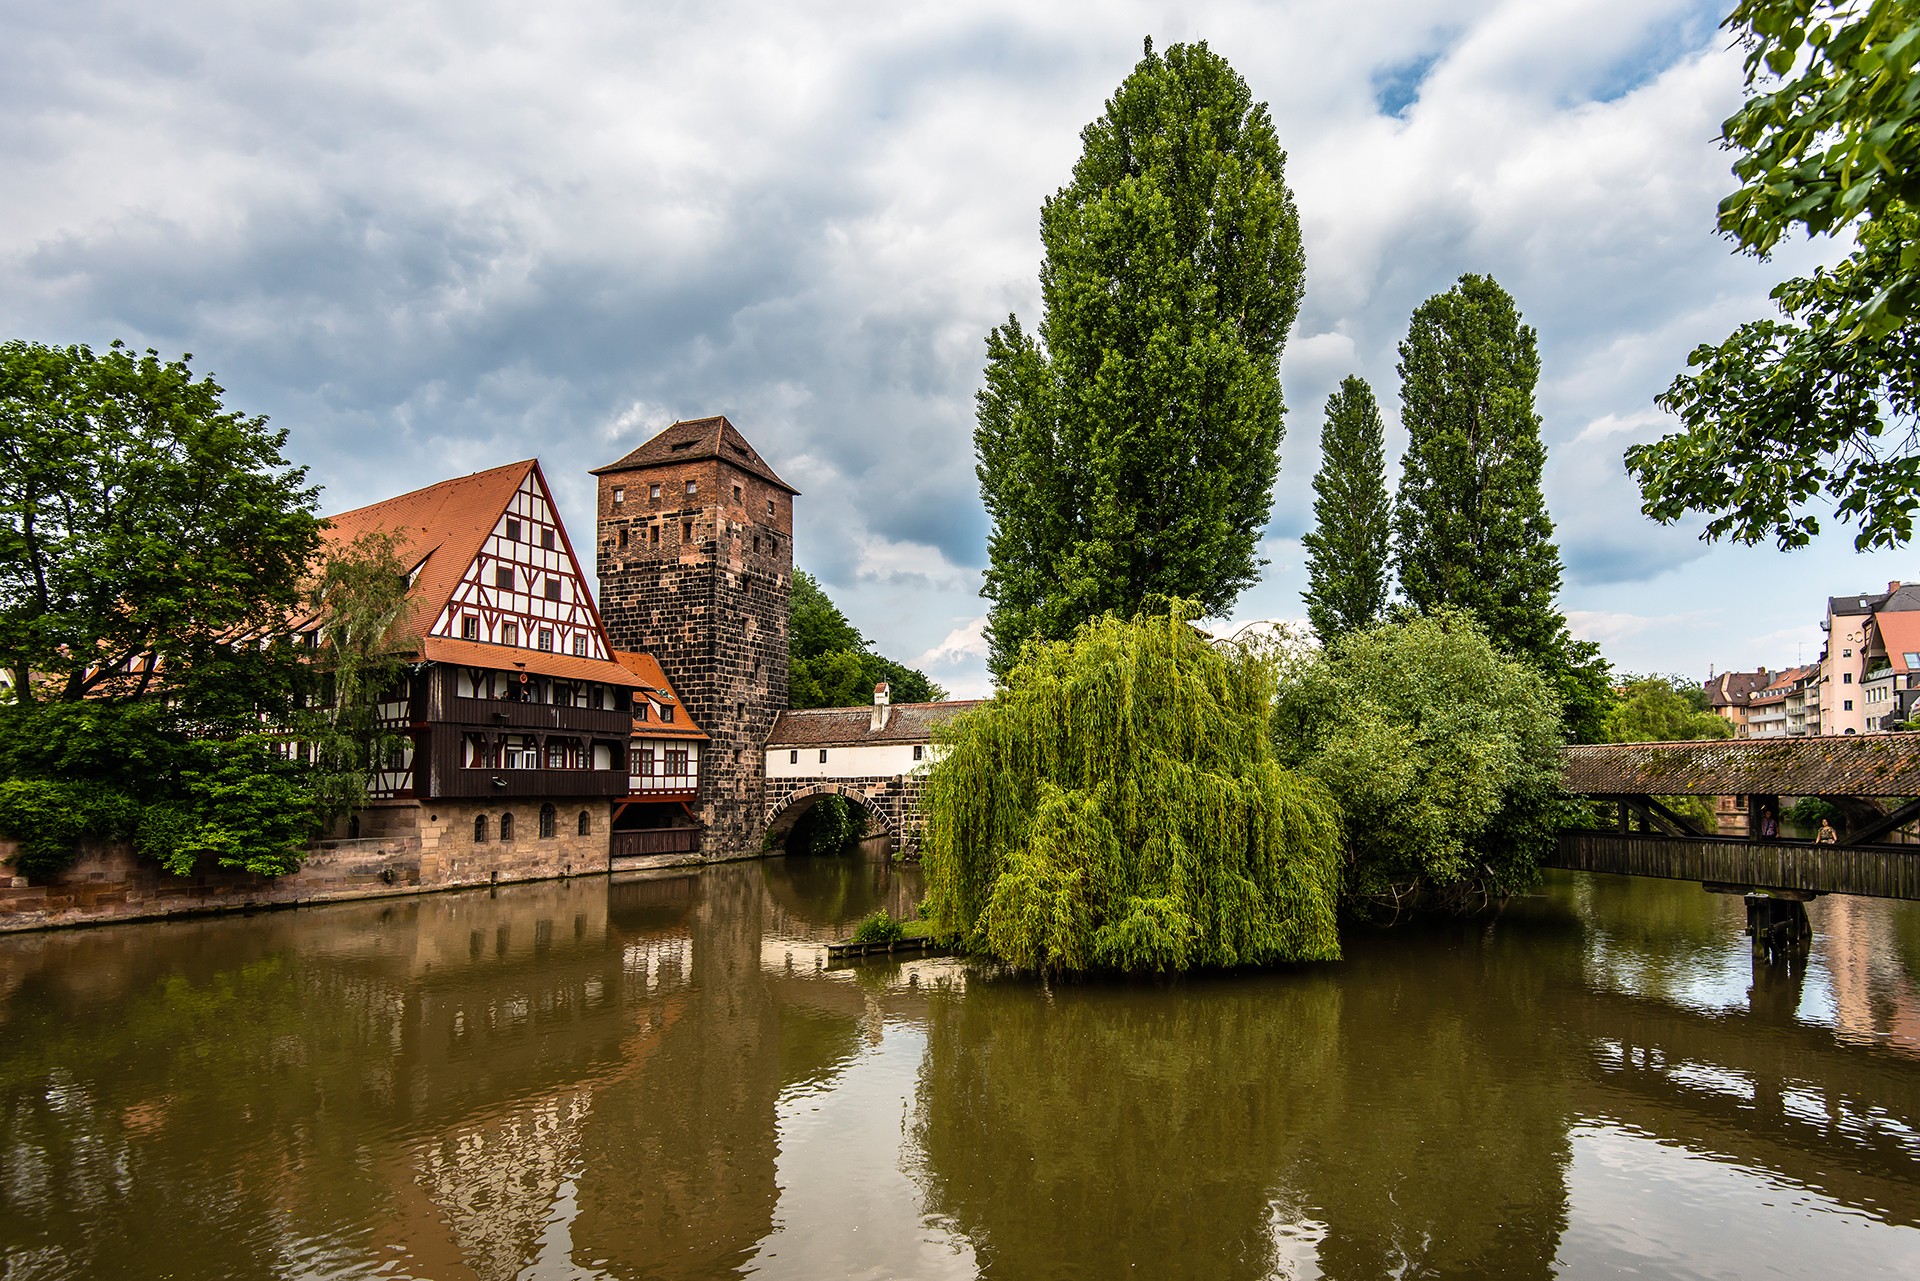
[1562,735,1920,797]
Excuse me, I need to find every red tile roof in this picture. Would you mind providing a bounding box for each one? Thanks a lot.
[612,650,708,740]
[420,636,645,688]
[1875,609,1920,674]
[591,416,798,494]
[320,460,535,652]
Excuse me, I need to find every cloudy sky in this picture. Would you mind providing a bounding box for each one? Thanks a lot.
[5,0,1904,696]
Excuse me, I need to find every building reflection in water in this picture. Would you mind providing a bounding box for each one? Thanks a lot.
[1,862,1917,1279]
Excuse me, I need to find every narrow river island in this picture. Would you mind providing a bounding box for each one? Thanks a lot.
[3,851,1917,1279]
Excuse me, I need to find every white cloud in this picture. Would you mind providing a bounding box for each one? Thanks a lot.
[0,0,1863,683]
[916,617,990,668]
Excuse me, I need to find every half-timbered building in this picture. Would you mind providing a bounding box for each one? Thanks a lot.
[317,460,647,856]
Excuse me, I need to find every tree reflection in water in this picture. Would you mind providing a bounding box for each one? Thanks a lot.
[910,918,1579,1281]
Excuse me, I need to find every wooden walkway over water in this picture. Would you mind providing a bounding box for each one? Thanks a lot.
[1555,736,1920,904]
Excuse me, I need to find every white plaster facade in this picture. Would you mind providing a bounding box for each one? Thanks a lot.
[764,742,936,780]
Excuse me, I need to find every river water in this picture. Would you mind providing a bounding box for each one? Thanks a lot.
[2,852,1918,1280]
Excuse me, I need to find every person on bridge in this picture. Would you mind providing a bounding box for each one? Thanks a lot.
[1815,818,1838,844]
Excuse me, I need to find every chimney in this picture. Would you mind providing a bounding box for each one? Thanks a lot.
[870,681,890,732]
[1891,581,1904,594]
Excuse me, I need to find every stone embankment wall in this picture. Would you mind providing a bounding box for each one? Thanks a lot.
[0,798,611,934]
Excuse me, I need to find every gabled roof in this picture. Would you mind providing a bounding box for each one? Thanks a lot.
[321,460,534,651]
[1873,610,1920,675]
[591,416,798,494]
[766,700,988,748]
[320,460,644,689]
[1831,591,1891,617]
[612,651,708,740]
[1704,669,1769,708]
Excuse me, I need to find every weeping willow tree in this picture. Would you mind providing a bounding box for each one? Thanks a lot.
[921,606,1342,974]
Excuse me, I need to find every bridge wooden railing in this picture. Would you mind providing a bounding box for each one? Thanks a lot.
[611,829,700,858]
[1549,830,1920,901]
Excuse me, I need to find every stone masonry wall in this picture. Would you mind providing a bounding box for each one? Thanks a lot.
[763,775,929,855]
[0,797,615,933]
[597,453,791,858]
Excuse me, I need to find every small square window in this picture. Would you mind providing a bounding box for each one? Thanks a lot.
[789,749,799,764]
[461,615,479,641]
[649,483,661,500]
[502,622,519,648]
[1845,699,1854,710]
[505,518,520,541]
[613,487,625,504]
[545,577,562,601]
[683,521,693,542]
[636,701,649,722]
[573,635,588,657]
[542,528,555,550]
[650,524,660,546]
[913,745,924,761]
[662,705,675,723]
[619,527,629,548]
[1845,648,1853,657]
[538,629,553,652]
[495,567,515,591]
[767,498,774,516]
[1845,673,1854,684]
[818,749,828,763]
[733,484,742,502]
[686,480,697,496]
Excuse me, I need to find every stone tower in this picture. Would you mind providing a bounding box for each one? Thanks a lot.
[592,417,796,855]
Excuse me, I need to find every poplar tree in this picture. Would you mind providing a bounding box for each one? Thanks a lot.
[1392,274,1611,741]
[1301,376,1390,641]
[975,39,1305,678]
[1393,275,1564,656]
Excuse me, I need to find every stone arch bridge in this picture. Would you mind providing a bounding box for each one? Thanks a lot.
[760,696,985,854]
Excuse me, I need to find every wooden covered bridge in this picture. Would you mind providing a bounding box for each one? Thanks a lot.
[1553,736,1920,948]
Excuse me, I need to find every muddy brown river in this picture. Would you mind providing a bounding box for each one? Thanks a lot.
[2,853,1917,1278]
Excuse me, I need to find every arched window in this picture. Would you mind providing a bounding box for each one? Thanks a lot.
[500,812,515,842]
[539,803,556,838]
[577,810,591,836]
[473,814,488,843]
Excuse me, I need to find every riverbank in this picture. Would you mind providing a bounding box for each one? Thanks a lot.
[0,827,754,934]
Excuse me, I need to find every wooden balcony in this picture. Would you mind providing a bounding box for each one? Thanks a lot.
[427,764,628,801]
[612,829,701,857]
[628,775,698,802]
[445,696,630,735]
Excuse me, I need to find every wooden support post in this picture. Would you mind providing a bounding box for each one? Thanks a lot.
[1838,795,1920,846]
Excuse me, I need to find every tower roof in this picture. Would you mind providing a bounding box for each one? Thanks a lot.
[591,415,798,494]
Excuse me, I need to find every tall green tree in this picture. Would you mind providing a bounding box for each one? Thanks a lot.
[1301,376,1390,641]
[975,39,1305,678]
[0,341,408,879]
[788,569,944,707]
[1392,275,1611,741]
[0,340,321,702]
[1629,2,1920,548]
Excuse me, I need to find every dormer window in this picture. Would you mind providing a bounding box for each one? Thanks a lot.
[662,705,675,723]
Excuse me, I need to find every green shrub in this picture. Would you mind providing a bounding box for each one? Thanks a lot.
[851,909,908,945]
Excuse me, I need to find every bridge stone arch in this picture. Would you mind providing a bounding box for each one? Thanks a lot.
[763,777,923,854]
